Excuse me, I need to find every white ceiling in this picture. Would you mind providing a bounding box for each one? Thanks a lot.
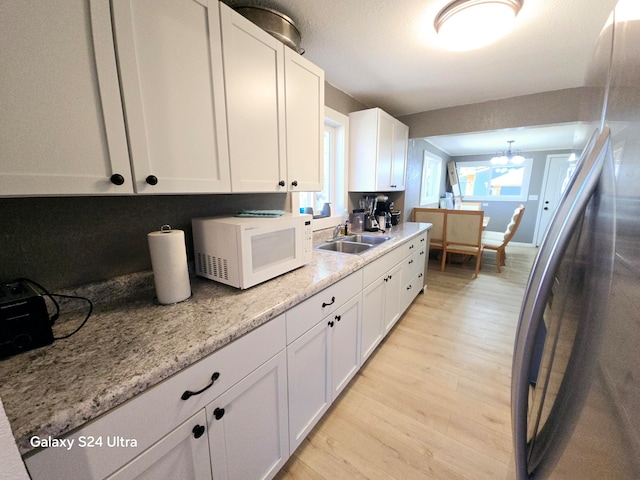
[223,0,618,155]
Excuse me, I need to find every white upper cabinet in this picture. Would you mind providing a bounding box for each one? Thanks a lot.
[1,0,323,197]
[0,0,132,196]
[349,108,408,192]
[112,0,231,194]
[284,48,324,192]
[220,3,324,193]
[219,2,285,193]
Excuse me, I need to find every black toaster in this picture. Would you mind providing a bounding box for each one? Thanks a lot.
[0,280,53,359]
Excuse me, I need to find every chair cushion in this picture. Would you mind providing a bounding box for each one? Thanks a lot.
[482,238,503,249]
[482,230,504,242]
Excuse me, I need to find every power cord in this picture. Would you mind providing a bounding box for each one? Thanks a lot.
[12,277,93,340]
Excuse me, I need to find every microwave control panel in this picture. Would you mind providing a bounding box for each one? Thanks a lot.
[303,219,313,263]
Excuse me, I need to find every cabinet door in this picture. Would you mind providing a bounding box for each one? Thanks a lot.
[361,278,385,363]
[331,294,361,399]
[391,121,408,191]
[375,112,395,191]
[0,0,132,196]
[112,0,230,194]
[106,410,212,480]
[208,351,289,480]
[287,320,331,452]
[383,263,403,334]
[284,48,324,192]
[220,3,286,193]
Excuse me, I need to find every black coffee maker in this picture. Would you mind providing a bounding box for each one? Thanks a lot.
[375,201,394,229]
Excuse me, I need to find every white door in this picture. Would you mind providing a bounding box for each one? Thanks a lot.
[112,0,230,194]
[0,0,132,195]
[220,3,286,193]
[106,410,212,480]
[535,154,574,245]
[383,263,403,333]
[207,351,289,480]
[360,279,385,363]
[375,112,395,190]
[284,48,324,192]
[330,294,361,399]
[390,121,408,190]
[287,320,332,452]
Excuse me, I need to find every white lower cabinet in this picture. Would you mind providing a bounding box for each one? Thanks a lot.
[286,292,362,452]
[207,351,289,480]
[105,410,212,480]
[361,262,402,364]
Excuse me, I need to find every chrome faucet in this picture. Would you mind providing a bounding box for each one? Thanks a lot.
[332,223,344,239]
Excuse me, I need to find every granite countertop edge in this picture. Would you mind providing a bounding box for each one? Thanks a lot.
[0,223,430,454]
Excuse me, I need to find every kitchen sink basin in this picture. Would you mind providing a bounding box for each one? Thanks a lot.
[316,240,372,254]
[314,234,392,255]
[343,234,391,245]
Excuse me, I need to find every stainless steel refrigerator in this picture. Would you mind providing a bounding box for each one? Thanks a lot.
[511,1,640,478]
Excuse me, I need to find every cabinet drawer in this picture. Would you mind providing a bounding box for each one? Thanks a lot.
[402,248,426,286]
[363,244,406,286]
[286,270,362,344]
[25,315,286,480]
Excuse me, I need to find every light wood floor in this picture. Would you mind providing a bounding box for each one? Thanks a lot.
[276,246,537,480]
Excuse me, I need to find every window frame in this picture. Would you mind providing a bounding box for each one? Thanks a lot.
[456,158,534,202]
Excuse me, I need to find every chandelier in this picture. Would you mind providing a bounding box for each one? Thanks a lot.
[491,140,525,165]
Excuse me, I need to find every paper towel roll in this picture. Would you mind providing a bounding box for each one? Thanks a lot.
[148,226,191,305]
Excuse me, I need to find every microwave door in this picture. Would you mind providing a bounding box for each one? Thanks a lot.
[240,220,302,288]
[511,127,616,479]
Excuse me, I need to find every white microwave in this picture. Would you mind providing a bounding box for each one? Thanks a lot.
[192,213,313,289]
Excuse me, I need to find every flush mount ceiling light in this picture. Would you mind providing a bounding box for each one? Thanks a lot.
[434,0,523,51]
[491,140,525,165]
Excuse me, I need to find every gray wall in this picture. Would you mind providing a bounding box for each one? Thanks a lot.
[398,87,600,138]
[403,139,451,223]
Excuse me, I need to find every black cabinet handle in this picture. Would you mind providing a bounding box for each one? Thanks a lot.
[418,273,423,278]
[192,424,205,439]
[146,175,158,185]
[328,320,334,327]
[420,250,425,255]
[409,245,414,250]
[407,285,413,291]
[390,184,397,188]
[110,173,125,185]
[291,180,298,187]
[181,372,220,400]
[322,296,335,308]
[279,180,285,187]
[213,407,225,420]
[335,315,341,322]
[421,238,425,242]
[408,259,414,265]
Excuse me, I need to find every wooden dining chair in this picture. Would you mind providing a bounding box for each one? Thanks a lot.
[413,208,446,254]
[441,210,484,278]
[482,205,525,272]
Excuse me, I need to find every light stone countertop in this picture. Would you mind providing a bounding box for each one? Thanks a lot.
[0,222,430,454]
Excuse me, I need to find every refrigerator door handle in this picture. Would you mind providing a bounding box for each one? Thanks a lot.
[511,127,611,479]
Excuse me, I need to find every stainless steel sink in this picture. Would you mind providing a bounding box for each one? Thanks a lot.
[314,234,392,255]
[316,241,372,254]
[343,234,391,245]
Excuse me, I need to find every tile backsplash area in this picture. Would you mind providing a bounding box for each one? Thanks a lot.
[1,194,287,290]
